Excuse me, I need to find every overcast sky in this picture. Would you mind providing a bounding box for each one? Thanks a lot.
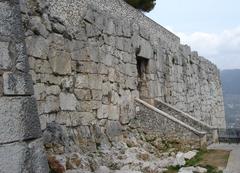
[147,0,240,70]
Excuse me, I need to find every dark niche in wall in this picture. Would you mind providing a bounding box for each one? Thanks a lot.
[137,56,149,99]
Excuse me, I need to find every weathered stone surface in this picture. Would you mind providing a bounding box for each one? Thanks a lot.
[60,92,77,111]
[0,76,3,96]
[3,72,34,96]
[74,89,91,100]
[91,89,102,101]
[0,143,27,173]
[106,121,122,139]
[49,49,72,75]
[29,16,49,38]
[70,112,95,126]
[75,74,89,89]
[95,166,111,173]
[0,139,49,173]
[66,153,81,169]
[34,83,46,100]
[0,1,49,172]
[115,170,142,173]
[46,85,61,96]
[44,95,60,113]
[99,105,119,120]
[17,1,226,172]
[175,152,186,166]
[89,74,102,90]
[61,77,74,91]
[15,42,30,72]
[133,36,152,59]
[0,41,11,70]
[26,36,49,59]
[104,18,115,35]
[26,139,50,173]
[178,166,207,173]
[183,151,197,160]
[52,22,66,34]
[0,97,41,143]
[72,46,99,62]
[0,1,15,37]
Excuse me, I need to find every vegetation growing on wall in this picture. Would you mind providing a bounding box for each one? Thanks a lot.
[124,0,156,12]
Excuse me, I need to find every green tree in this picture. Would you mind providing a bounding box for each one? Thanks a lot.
[124,0,156,12]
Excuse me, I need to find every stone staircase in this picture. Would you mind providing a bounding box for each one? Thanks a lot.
[134,98,218,147]
[153,99,218,145]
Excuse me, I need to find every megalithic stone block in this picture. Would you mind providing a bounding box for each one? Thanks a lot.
[0,139,49,173]
[0,0,49,172]
[0,41,11,70]
[0,1,15,37]
[0,96,42,144]
[0,0,25,40]
[3,72,34,96]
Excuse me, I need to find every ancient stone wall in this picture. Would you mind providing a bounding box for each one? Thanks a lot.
[17,0,225,153]
[0,0,49,172]
[0,0,226,172]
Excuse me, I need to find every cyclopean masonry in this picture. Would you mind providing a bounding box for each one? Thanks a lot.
[0,0,226,172]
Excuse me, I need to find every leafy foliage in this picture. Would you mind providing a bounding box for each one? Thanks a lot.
[124,0,156,12]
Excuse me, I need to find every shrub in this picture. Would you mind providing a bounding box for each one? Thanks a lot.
[124,0,156,12]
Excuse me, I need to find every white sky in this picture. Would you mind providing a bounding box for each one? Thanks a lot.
[147,0,240,70]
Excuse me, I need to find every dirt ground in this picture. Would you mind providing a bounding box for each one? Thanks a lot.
[199,149,230,171]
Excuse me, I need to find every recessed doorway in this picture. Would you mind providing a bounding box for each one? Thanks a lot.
[136,56,149,100]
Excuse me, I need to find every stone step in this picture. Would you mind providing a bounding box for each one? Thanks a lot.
[153,99,218,145]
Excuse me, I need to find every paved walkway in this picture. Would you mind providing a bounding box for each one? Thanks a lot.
[208,143,240,173]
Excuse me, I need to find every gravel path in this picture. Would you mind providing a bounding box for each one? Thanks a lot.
[208,143,240,173]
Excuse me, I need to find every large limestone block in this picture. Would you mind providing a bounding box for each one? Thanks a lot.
[0,97,41,143]
[0,41,11,70]
[106,121,122,139]
[0,1,15,37]
[132,36,153,59]
[75,74,89,89]
[100,105,119,120]
[49,49,71,75]
[29,16,49,38]
[0,139,49,173]
[0,76,3,96]
[25,36,49,59]
[74,89,91,100]
[44,95,60,113]
[60,92,77,111]
[3,72,34,96]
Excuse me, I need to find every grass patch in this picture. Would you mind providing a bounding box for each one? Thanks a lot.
[204,165,223,173]
[164,165,180,173]
[185,149,207,166]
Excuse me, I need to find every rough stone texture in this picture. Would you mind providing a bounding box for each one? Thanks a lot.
[0,41,11,70]
[3,72,34,95]
[0,0,225,172]
[18,0,225,156]
[49,49,72,75]
[0,139,49,173]
[133,101,202,148]
[26,36,49,59]
[0,0,49,172]
[60,92,77,111]
[0,96,41,143]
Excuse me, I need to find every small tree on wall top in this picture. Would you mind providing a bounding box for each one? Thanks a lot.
[124,0,156,12]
